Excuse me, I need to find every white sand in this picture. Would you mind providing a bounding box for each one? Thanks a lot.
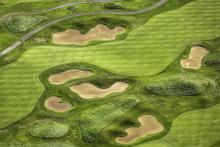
[49,69,93,85]
[45,96,72,112]
[181,46,209,69]
[52,24,125,45]
[116,115,164,144]
[70,82,128,99]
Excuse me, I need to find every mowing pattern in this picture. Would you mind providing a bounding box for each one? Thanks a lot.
[0,0,220,133]
[137,103,220,147]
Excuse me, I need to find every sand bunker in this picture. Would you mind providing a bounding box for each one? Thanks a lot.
[52,24,125,45]
[45,96,72,112]
[181,46,209,69]
[70,82,128,99]
[49,69,93,85]
[116,115,164,144]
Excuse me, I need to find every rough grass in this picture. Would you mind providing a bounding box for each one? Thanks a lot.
[78,98,139,143]
[4,15,46,33]
[28,121,69,139]
[0,0,220,139]
[137,103,220,147]
[145,77,213,96]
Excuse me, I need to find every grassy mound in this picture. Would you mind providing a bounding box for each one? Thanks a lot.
[28,121,69,138]
[4,15,45,33]
[145,79,206,96]
[78,99,139,143]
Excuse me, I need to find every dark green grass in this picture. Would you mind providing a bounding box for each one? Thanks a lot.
[0,0,220,147]
[4,15,46,33]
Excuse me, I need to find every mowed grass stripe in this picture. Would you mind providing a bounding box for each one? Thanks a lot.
[137,103,220,147]
[0,0,220,129]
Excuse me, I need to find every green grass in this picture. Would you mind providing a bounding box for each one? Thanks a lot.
[4,15,46,33]
[137,103,220,147]
[78,98,139,143]
[28,121,69,139]
[0,0,219,130]
[0,0,220,146]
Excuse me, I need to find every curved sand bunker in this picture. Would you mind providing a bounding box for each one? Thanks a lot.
[49,69,93,85]
[45,96,72,112]
[116,115,164,144]
[181,46,209,69]
[52,24,125,45]
[70,82,128,99]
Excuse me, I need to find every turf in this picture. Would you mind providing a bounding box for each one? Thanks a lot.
[0,0,220,130]
[137,103,220,147]
[0,0,220,146]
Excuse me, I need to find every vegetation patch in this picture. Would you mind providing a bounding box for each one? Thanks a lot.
[78,99,139,143]
[4,15,45,33]
[28,121,69,139]
[145,78,209,96]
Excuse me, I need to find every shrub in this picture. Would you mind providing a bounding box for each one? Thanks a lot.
[4,15,45,33]
[104,3,124,9]
[78,99,139,143]
[28,121,69,138]
[145,80,202,96]
[203,52,220,69]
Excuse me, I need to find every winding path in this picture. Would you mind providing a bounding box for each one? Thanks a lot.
[0,0,121,24]
[0,0,168,57]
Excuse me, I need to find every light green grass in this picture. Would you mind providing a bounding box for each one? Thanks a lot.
[0,0,220,130]
[137,103,220,147]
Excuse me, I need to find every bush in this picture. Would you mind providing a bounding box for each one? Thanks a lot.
[203,52,220,69]
[104,3,124,9]
[4,15,45,33]
[28,121,69,138]
[78,99,139,143]
[146,80,202,96]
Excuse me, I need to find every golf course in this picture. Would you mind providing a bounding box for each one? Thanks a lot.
[0,0,219,146]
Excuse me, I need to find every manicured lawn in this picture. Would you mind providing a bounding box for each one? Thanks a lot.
[137,103,220,147]
[0,0,220,130]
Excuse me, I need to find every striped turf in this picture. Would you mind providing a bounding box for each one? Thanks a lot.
[0,0,220,129]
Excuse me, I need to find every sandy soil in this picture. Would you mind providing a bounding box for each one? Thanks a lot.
[181,46,209,69]
[116,115,164,144]
[52,24,125,45]
[45,96,72,112]
[49,69,93,85]
[69,82,128,99]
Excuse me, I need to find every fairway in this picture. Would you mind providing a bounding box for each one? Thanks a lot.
[137,103,220,147]
[0,0,220,146]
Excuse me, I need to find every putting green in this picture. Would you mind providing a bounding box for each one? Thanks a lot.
[0,0,220,129]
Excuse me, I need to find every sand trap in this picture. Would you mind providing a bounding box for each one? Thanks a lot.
[70,82,128,99]
[49,69,93,85]
[181,46,209,69]
[116,115,164,144]
[45,96,72,112]
[52,24,125,45]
